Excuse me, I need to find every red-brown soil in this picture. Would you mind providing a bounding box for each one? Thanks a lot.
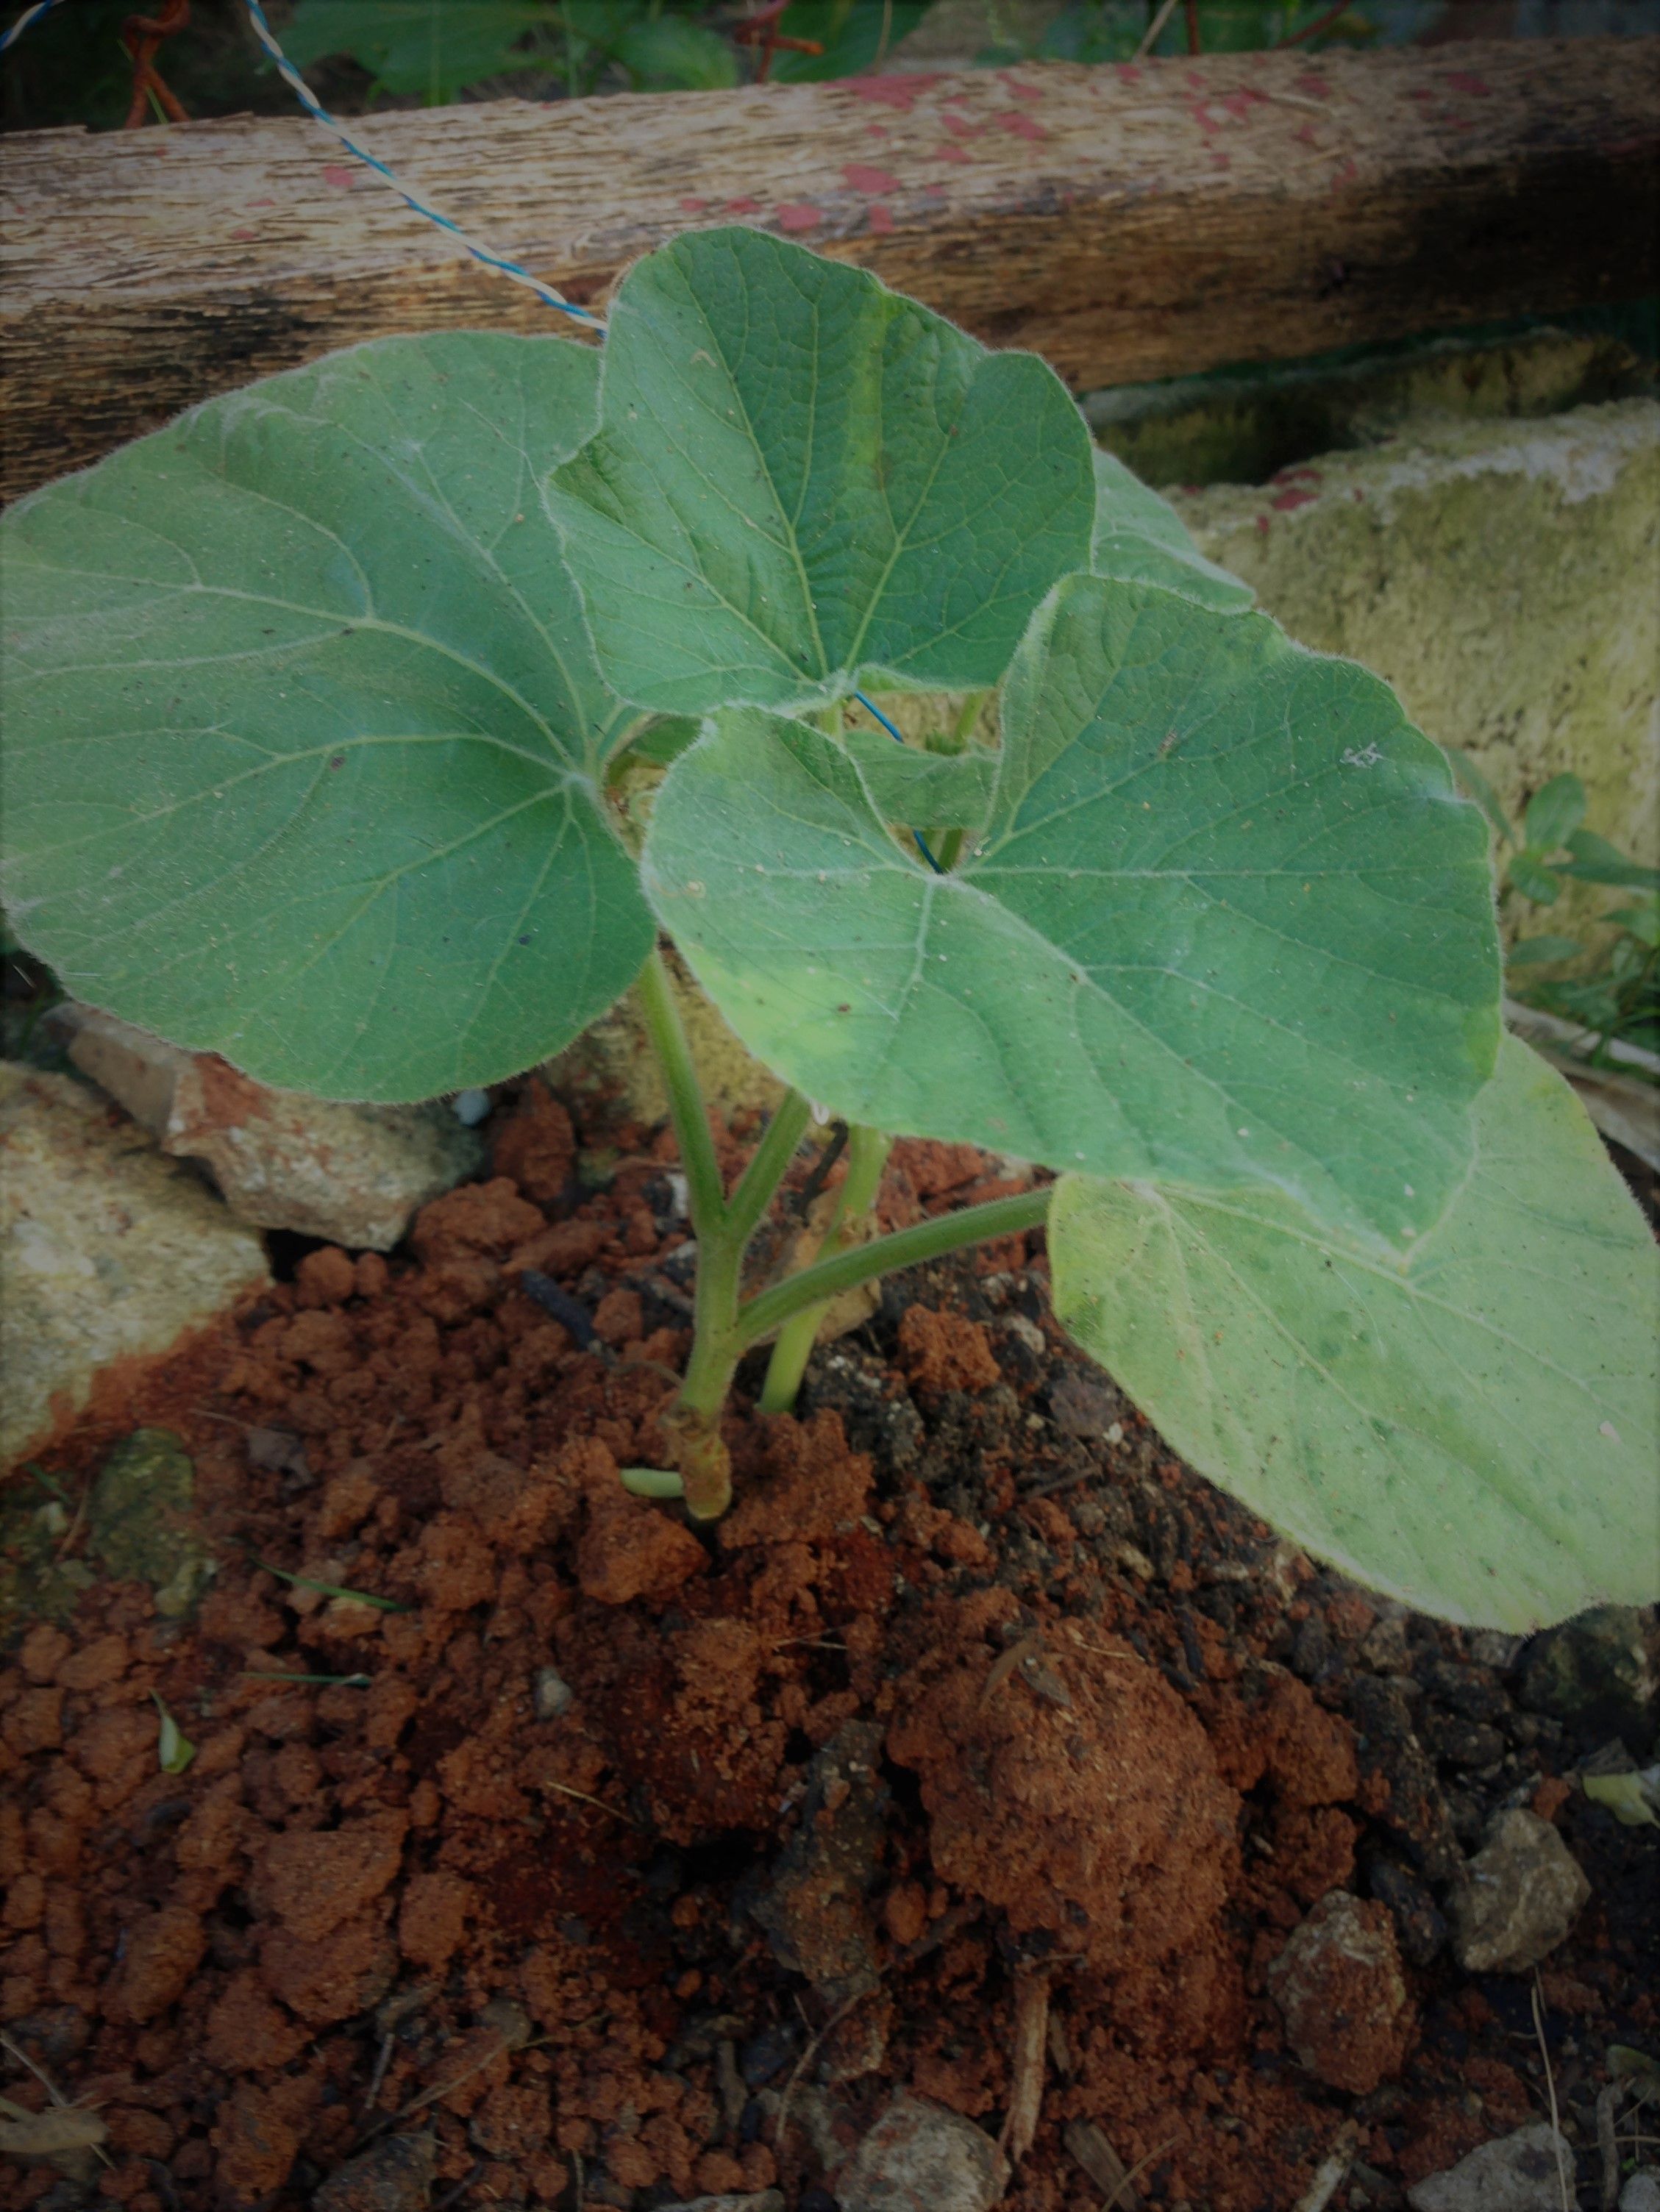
[0,1092,1653,2212]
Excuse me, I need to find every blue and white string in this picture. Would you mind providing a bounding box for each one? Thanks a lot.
[1,0,603,327]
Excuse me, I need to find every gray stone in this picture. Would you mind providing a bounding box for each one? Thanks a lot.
[0,1063,269,1469]
[63,1005,482,1251]
[837,2091,1009,2212]
[1519,1606,1656,1749]
[532,1666,574,1720]
[752,1722,888,2004]
[1172,402,1659,958]
[89,1429,212,1616]
[1406,2124,1575,2211]
[1621,2175,1660,2212]
[655,2197,784,2212]
[1450,1810,1590,1973]
[313,2133,437,2212]
[1267,1889,1414,2094]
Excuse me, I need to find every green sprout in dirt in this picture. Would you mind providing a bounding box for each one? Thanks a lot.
[1,229,1655,1632]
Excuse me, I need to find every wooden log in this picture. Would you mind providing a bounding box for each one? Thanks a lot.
[2,37,1656,503]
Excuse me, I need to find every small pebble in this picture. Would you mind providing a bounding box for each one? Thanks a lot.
[452,1088,491,1125]
[1621,2174,1660,2212]
[533,1666,574,1720]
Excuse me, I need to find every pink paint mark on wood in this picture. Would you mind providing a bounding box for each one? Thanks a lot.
[865,121,889,136]
[1446,69,1491,95]
[321,164,358,189]
[995,108,1045,140]
[1294,120,1317,143]
[1190,104,1219,137]
[1220,87,1265,119]
[1293,74,1331,98]
[726,196,762,214]
[229,227,257,241]
[247,197,276,208]
[929,143,973,163]
[1271,488,1317,512]
[1444,113,1475,132]
[866,204,896,233]
[774,202,824,232]
[1210,150,1230,170]
[1274,465,1323,484]
[680,196,708,213]
[1328,153,1358,188]
[1000,70,1043,100]
[1117,62,1141,80]
[844,163,902,192]
[941,110,981,136]
[1255,514,1272,535]
[852,71,942,109]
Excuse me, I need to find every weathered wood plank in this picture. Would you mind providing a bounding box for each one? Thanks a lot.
[2,37,1656,502]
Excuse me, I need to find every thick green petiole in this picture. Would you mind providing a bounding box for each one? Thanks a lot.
[737,1185,1051,1348]
[758,1125,891,1413]
[633,945,1051,1517]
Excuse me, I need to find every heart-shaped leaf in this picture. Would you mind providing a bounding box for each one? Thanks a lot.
[1049,1037,1660,1630]
[644,576,1498,1247]
[545,226,1097,716]
[1,333,651,1102]
[1090,450,1254,614]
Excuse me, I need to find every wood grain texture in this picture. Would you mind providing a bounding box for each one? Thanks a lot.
[3,37,1656,502]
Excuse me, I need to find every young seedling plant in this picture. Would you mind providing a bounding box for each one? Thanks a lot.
[3,229,1655,1632]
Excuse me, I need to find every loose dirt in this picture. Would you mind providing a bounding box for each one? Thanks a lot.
[0,1090,1653,2211]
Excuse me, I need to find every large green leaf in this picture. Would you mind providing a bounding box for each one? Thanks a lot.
[1,333,651,1103]
[1049,1038,1660,1630]
[644,576,1498,1248]
[545,227,1097,716]
[1090,450,1255,615]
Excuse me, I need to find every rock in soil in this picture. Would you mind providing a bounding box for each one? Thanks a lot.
[1449,1808,1591,1972]
[0,1060,268,1467]
[1622,2175,1660,2212]
[312,2132,438,2212]
[1267,1888,1414,2094]
[657,2197,785,2211]
[1405,2122,1575,2211]
[64,1004,483,1250]
[1518,1605,1656,1749]
[752,1720,887,2003]
[836,2090,1009,2212]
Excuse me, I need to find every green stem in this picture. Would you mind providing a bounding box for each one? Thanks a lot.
[740,1185,1050,1349]
[758,1126,891,1413]
[727,1091,812,1249]
[635,947,727,1238]
[950,689,989,749]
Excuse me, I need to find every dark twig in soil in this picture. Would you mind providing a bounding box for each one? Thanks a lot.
[774,1976,882,2152]
[361,2030,395,2120]
[1292,2122,1360,2212]
[1597,2083,1620,2210]
[1001,1966,1051,2164]
[1106,2136,1179,2211]
[433,2162,485,2210]
[1531,1974,1573,2212]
